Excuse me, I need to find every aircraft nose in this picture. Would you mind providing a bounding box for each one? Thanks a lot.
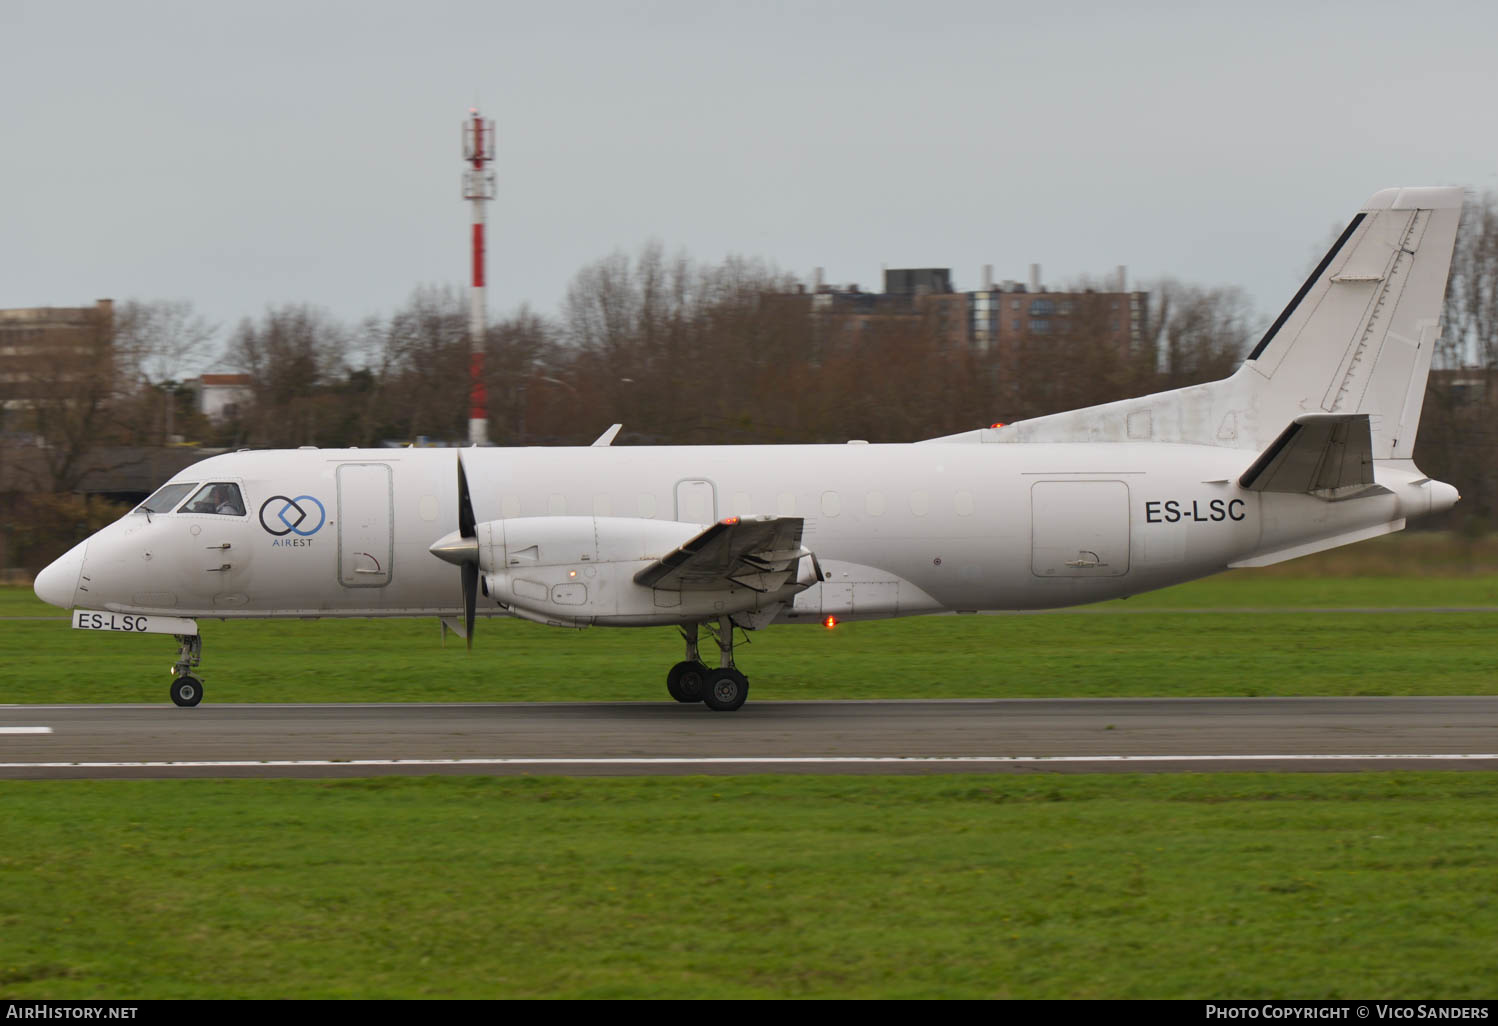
[34,539,87,609]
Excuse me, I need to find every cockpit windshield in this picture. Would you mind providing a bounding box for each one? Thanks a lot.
[138,482,198,514]
[180,483,246,517]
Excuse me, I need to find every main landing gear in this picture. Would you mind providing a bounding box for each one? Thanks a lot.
[664,619,749,712]
[170,633,204,708]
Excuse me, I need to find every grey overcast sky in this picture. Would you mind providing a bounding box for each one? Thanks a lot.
[3,0,1495,369]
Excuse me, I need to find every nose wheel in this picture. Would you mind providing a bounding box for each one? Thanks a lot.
[170,633,204,708]
[171,676,203,708]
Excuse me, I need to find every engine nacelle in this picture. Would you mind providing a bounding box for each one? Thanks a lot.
[474,516,816,627]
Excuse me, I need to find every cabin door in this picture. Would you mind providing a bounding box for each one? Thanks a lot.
[337,463,394,587]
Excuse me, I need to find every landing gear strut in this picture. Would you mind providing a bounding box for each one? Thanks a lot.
[170,633,204,708]
[664,619,749,710]
[701,617,749,712]
[666,624,707,703]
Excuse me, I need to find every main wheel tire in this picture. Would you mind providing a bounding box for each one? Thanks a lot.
[666,660,707,703]
[170,676,203,708]
[701,668,749,712]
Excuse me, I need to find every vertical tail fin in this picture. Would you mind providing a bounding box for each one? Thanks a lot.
[941,186,1464,457]
[1244,187,1463,459]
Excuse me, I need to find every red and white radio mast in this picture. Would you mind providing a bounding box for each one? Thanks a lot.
[462,107,496,446]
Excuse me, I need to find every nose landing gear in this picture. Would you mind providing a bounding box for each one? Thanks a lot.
[170,633,204,708]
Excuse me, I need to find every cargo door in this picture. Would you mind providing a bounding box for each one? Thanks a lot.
[1031,480,1131,577]
[337,463,394,587]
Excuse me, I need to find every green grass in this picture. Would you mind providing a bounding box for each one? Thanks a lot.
[6,533,1496,999]
[4,571,1498,704]
[1107,574,1498,608]
[2,773,1495,999]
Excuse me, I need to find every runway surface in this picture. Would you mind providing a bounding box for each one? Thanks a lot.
[2,697,1497,779]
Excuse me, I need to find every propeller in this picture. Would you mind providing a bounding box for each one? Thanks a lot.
[428,451,480,649]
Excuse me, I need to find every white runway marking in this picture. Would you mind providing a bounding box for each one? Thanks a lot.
[1,753,1497,770]
[0,727,53,735]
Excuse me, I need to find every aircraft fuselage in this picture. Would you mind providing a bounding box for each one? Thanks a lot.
[45,442,1446,625]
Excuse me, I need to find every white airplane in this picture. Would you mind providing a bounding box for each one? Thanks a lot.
[34,186,1463,711]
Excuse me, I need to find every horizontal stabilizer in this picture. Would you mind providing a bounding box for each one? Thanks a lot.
[634,515,808,592]
[1229,519,1406,567]
[1238,413,1387,501]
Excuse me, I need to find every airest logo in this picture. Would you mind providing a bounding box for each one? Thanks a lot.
[258,495,327,537]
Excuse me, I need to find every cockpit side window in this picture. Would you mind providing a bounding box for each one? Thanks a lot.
[180,482,246,517]
[139,482,198,514]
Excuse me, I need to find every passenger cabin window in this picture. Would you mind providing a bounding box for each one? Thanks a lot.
[179,482,246,516]
[139,482,198,514]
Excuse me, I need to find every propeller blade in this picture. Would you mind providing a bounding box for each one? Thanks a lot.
[462,561,477,651]
[458,451,478,649]
[457,451,476,540]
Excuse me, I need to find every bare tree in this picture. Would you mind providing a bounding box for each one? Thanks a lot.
[112,299,218,388]
[14,315,116,491]
[486,305,557,445]
[1439,191,1498,372]
[1147,279,1256,389]
[225,305,349,446]
[563,249,641,361]
[1419,192,1498,526]
[550,245,801,444]
[109,299,218,445]
[365,286,470,443]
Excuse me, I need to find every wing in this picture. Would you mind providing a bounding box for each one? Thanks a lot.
[633,515,811,592]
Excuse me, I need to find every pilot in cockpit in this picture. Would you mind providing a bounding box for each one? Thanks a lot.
[187,483,245,516]
[212,486,244,516]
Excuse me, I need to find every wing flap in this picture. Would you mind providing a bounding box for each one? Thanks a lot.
[634,515,808,591]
